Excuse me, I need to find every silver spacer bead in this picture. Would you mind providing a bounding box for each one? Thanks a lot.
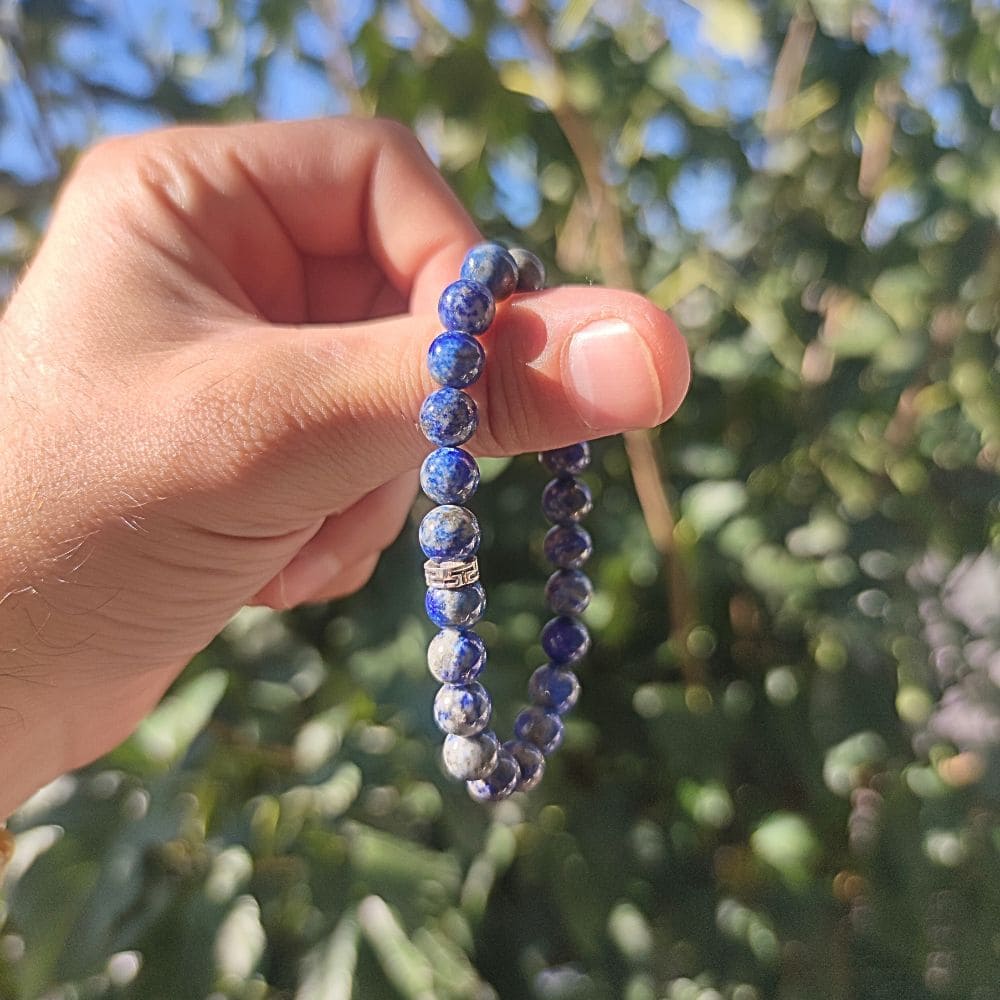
[425,558,480,589]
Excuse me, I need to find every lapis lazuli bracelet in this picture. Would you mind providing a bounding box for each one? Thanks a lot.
[417,243,594,802]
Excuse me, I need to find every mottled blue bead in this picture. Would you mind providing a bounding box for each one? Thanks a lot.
[419,387,478,446]
[427,331,486,388]
[419,504,480,560]
[541,615,591,664]
[443,730,499,780]
[438,279,496,335]
[513,706,564,755]
[420,448,480,505]
[529,664,581,714]
[504,739,546,792]
[543,523,593,569]
[542,476,593,525]
[540,442,591,477]
[467,746,520,802]
[427,627,486,684]
[545,569,593,615]
[433,681,492,736]
[461,243,518,301]
[425,583,486,628]
[510,248,546,292]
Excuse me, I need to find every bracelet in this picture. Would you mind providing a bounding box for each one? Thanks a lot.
[417,243,593,802]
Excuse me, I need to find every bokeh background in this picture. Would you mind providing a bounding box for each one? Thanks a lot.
[1,0,999,997]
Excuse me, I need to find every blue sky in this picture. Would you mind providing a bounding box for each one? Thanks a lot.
[0,0,984,258]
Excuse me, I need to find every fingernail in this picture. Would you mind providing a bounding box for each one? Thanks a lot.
[565,318,663,430]
[278,552,343,607]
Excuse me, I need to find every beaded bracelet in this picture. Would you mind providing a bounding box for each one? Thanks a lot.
[417,243,594,802]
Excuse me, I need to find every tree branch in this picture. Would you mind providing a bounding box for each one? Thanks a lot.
[514,7,699,678]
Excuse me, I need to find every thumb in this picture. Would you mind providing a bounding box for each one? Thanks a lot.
[178,287,688,525]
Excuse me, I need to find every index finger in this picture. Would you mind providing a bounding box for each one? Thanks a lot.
[221,117,481,311]
[84,117,481,317]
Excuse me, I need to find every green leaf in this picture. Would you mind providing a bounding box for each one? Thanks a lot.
[129,670,229,768]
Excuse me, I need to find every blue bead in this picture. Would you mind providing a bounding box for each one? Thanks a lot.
[461,243,518,301]
[419,387,478,446]
[443,730,499,780]
[528,665,581,714]
[545,569,593,615]
[543,524,593,569]
[420,447,480,505]
[425,583,486,628]
[541,476,593,525]
[541,615,591,664]
[427,332,486,388]
[540,442,591,476]
[504,739,546,792]
[513,706,564,755]
[510,248,546,292]
[427,627,487,683]
[419,505,480,560]
[434,682,492,736]
[467,746,520,801]
[438,279,496,335]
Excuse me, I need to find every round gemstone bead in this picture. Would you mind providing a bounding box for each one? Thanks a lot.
[510,248,546,292]
[419,505,480,560]
[504,739,545,792]
[543,523,593,569]
[425,583,486,628]
[427,331,486,388]
[419,387,478,446]
[420,448,480,505]
[541,615,591,664]
[545,568,593,615]
[513,706,564,755]
[540,442,591,477]
[427,628,486,684]
[467,746,520,802]
[438,279,495,335]
[541,476,593,525]
[443,730,499,780]
[434,682,492,736]
[461,243,518,301]
[528,664,581,714]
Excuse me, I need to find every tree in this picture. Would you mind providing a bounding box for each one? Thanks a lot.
[1,1,998,997]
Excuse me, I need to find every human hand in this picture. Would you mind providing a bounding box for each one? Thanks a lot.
[0,118,688,818]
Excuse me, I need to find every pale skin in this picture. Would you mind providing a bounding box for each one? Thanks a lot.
[0,118,689,820]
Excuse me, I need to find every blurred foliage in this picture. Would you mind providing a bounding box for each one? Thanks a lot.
[2,0,1000,998]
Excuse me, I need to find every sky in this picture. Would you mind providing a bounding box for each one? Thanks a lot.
[0,0,987,258]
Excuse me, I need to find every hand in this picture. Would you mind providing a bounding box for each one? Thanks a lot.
[0,117,688,818]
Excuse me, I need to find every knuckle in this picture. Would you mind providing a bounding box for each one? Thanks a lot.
[75,129,172,184]
[70,129,189,217]
[371,116,424,157]
[74,133,141,176]
[371,118,420,147]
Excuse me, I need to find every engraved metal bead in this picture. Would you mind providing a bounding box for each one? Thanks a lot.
[424,558,480,589]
